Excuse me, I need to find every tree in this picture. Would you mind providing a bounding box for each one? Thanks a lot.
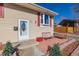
[2,42,14,56]
[48,44,62,56]
[72,4,79,18]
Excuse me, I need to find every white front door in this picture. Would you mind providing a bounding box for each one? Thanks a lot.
[18,19,29,41]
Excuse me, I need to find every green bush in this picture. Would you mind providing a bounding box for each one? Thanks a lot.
[48,44,62,56]
[2,42,14,56]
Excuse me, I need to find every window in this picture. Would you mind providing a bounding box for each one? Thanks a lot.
[40,14,50,26]
[45,14,49,24]
[0,4,4,18]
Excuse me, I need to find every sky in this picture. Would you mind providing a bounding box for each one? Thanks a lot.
[37,3,79,24]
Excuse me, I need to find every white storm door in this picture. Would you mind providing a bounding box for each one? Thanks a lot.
[18,19,29,41]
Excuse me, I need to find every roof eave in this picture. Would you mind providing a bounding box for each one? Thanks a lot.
[31,3,58,16]
[14,3,58,16]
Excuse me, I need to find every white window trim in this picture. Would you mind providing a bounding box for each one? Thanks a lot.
[40,13,44,25]
[18,19,29,42]
[40,13,50,27]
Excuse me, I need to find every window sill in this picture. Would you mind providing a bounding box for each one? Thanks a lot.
[42,24,50,26]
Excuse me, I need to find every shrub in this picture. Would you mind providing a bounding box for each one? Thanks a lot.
[48,44,62,56]
[2,42,14,56]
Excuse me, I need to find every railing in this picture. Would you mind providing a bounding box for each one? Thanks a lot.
[54,32,79,40]
[54,32,67,39]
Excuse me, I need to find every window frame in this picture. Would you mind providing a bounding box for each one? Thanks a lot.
[40,13,50,26]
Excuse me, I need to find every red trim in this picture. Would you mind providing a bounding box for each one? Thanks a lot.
[50,16,52,27]
[0,3,4,18]
[37,12,40,26]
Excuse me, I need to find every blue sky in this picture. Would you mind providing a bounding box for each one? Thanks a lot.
[37,3,79,24]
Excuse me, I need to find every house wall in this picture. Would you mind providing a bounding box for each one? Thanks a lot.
[0,4,54,44]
